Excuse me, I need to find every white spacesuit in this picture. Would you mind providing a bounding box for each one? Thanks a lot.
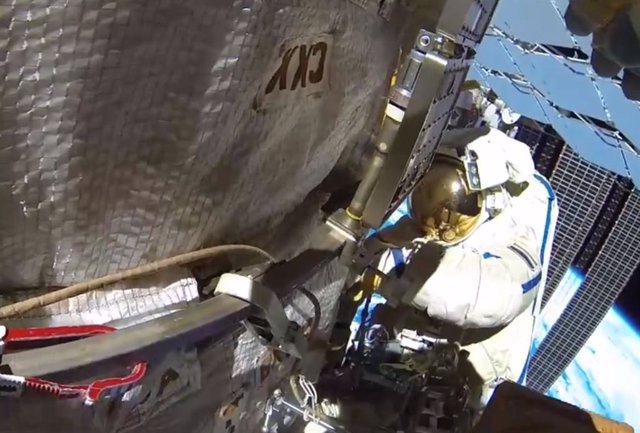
[373,127,558,406]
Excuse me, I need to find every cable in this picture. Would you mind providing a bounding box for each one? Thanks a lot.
[297,286,321,339]
[0,244,275,319]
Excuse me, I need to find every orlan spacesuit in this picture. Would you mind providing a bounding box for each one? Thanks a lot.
[371,126,558,406]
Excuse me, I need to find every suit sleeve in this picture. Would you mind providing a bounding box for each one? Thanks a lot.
[409,176,558,329]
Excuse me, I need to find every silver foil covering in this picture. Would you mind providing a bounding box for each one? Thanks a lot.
[0,259,348,433]
[0,0,401,291]
[0,1,402,431]
[0,267,199,328]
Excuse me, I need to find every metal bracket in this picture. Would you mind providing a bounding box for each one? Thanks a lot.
[263,388,344,433]
[214,273,308,358]
[325,209,359,245]
[325,28,464,268]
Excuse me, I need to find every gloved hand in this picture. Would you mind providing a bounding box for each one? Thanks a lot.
[394,239,445,306]
[375,216,426,247]
[355,216,427,277]
[564,0,640,99]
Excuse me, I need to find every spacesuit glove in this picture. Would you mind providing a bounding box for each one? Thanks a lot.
[395,239,446,307]
[376,216,426,248]
[356,216,425,277]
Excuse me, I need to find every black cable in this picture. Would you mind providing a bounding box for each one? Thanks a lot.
[297,286,321,339]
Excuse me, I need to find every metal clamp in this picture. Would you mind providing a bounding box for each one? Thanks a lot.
[214,273,308,358]
[399,329,447,353]
[263,388,343,433]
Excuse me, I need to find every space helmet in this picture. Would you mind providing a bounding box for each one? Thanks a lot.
[409,152,485,246]
[409,127,499,246]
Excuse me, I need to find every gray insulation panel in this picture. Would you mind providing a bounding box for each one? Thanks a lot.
[0,259,347,433]
[0,1,400,431]
[0,0,401,289]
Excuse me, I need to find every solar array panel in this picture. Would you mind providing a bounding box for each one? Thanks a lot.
[472,0,640,186]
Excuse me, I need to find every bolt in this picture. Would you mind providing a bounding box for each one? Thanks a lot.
[419,34,431,48]
[273,389,282,399]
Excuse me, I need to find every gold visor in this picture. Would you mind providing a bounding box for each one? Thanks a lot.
[410,154,484,245]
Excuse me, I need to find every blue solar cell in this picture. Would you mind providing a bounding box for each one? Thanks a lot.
[550,117,629,176]
[481,74,551,123]
[574,36,593,55]
[468,64,487,82]
[476,36,521,75]
[475,36,535,79]
[534,91,565,123]
[512,53,608,120]
[492,0,577,48]
[474,0,638,185]
[597,79,640,151]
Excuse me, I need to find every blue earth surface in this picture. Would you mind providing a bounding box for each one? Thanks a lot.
[545,308,640,431]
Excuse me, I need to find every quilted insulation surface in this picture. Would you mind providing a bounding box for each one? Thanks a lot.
[0,1,404,431]
[0,259,348,433]
[0,0,400,290]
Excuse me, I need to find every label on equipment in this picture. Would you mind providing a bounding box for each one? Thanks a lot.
[256,33,333,110]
